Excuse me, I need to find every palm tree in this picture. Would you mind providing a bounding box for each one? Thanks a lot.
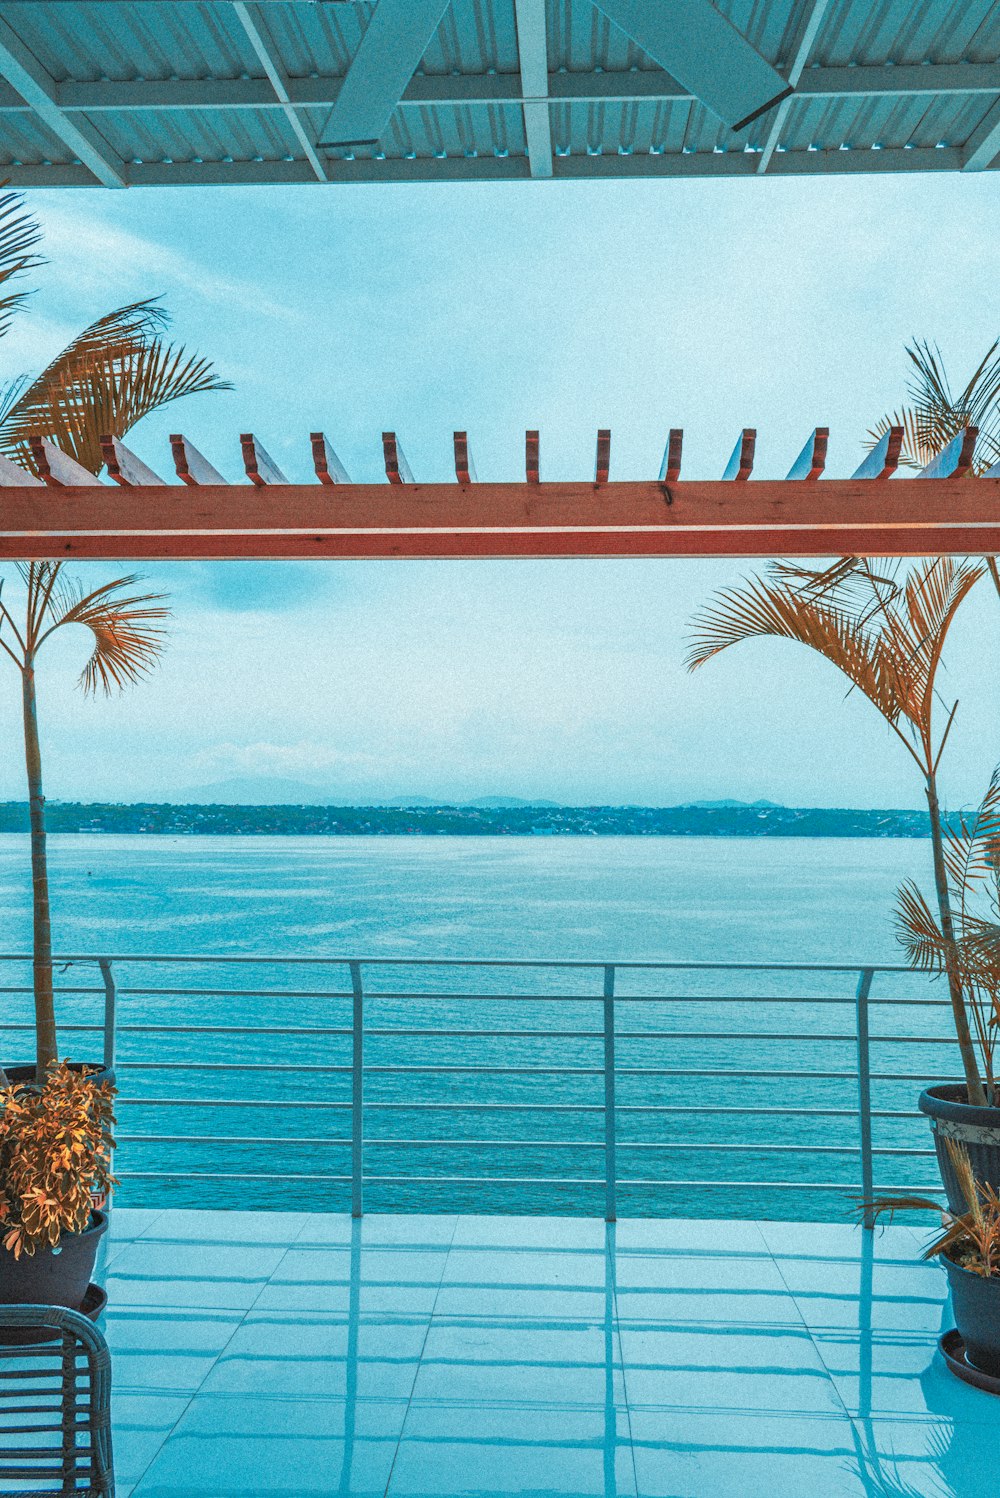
[687,556,987,1104]
[0,568,169,1078]
[0,185,229,1080]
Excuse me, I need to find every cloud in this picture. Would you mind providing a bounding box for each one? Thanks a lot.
[30,202,305,327]
[190,740,392,779]
[150,561,338,614]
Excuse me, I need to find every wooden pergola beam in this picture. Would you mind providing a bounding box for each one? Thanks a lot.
[4,478,1000,561]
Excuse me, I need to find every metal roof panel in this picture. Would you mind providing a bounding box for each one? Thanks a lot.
[0,0,994,186]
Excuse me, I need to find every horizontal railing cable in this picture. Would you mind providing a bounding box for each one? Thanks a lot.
[1,950,954,1221]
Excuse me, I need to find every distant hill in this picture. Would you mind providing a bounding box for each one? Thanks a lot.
[181,777,340,804]
[682,799,782,809]
[464,796,562,809]
[375,795,563,809]
[0,802,932,838]
[379,795,445,808]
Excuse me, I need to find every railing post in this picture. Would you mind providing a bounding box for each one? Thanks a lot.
[97,959,116,1073]
[349,961,364,1218]
[96,959,117,1214]
[855,967,875,1229]
[603,964,616,1223]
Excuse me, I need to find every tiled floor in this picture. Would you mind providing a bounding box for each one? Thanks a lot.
[84,1208,1000,1497]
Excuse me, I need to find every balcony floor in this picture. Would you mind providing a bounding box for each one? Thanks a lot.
[92,1208,998,1497]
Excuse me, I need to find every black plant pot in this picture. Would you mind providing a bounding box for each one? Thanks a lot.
[0,1210,107,1311]
[919,1085,1000,1215]
[2,1062,115,1089]
[944,1255,1000,1376]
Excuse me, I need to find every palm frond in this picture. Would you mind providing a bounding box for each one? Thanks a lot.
[40,574,170,694]
[896,557,984,722]
[0,188,43,341]
[950,917,1000,974]
[867,339,1000,473]
[894,880,947,973]
[686,572,910,729]
[910,337,1000,463]
[0,300,229,474]
[945,1136,982,1220]
[941,767,1000,900]
[867,407,927,470]
[772,558,903,621]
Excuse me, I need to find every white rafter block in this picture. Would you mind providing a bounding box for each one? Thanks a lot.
[170,434,227,487]
[30,437,101,486]
[100,434,165,487]
[0,451,41,487]
[916,427,977,478]
[241,434,287,486]
[592,0,791,131]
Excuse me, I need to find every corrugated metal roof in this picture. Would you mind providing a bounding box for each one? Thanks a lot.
[0,0,995,187]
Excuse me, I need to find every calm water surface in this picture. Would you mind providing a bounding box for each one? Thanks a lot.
[0,832,936,961]
[0,834,950,1219]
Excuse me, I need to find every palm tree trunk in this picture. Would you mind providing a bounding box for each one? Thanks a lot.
[926,775,986,1105]
[21,657,56,1079]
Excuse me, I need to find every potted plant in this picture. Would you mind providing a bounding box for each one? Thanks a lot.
[0,185,226,1309]
[863,1137,1000,1379]
[896,768,1000,1212]
[0,1060,115,1311]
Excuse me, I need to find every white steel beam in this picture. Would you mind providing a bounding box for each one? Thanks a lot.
[0,14,125,187]
[591,0,790,131]
[758,0,831,174]
[318,0,451,148]
[962,97,1000,171]
[514,0,552,179]
[233,2,326,181]
[4,145,987,190]
[16,62,1000,117]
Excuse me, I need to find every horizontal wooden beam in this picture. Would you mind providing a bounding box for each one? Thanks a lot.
[3,478,1000,560]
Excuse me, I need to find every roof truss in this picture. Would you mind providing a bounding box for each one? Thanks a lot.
[0,1,995,187]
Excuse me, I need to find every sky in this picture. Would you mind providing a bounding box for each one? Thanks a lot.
[0,169,998,809]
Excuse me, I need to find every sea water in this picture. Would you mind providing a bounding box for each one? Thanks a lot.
[0,834,950,1219]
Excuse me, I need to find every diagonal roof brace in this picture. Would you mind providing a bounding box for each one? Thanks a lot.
[318,0,452,149]
[591,0,792,132]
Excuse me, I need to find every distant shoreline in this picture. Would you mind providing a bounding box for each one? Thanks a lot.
[0,802,931,838]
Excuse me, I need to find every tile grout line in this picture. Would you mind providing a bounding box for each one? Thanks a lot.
[382,1214,461,1498]
[608,1221,642,1498]
[759,1222,857,1424]
[126,1213,312,1496]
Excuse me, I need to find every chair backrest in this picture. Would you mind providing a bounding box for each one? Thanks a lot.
[0,1303,113,1496]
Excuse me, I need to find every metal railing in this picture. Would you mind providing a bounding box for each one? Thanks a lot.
[0,954,953,1223]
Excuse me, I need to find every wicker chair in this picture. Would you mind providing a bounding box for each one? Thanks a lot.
[0,1304,113,1496]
